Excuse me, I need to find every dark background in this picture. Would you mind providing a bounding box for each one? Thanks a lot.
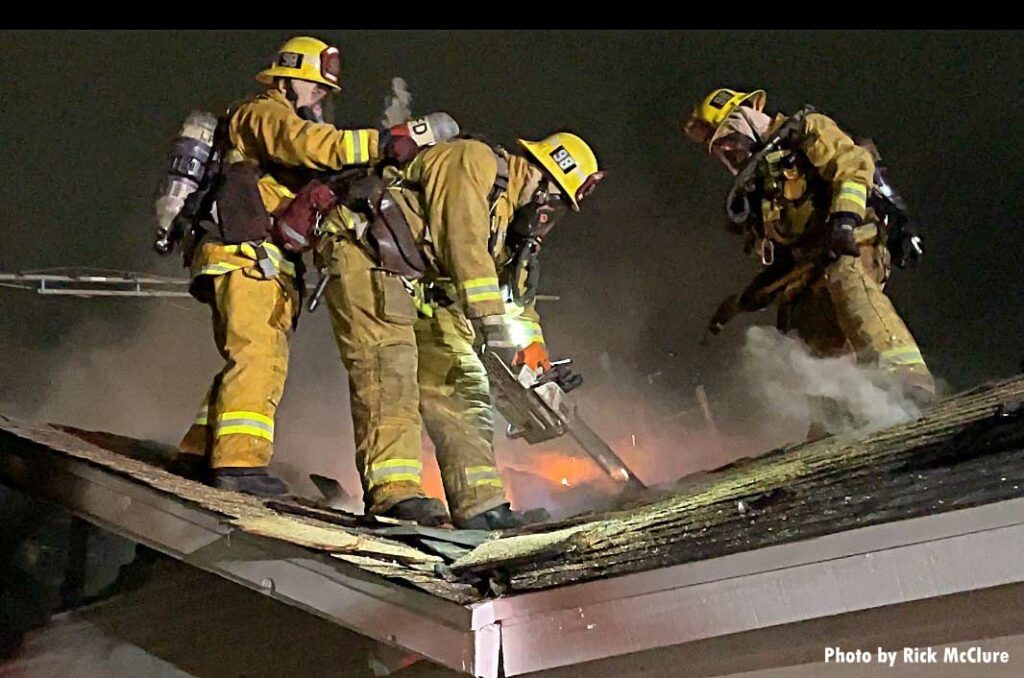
[1,30,1022,489]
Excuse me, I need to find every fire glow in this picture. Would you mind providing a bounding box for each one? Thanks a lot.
[502,448,605,489]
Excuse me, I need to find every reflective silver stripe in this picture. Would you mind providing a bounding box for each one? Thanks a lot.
[357,130,370,163]
[466,468,501,481]
[465,467,503,487]
[277,221,309,248]
[838,189,867,206]
[463,279,501,295]
[880,347,926,367]
[836,181,868,209]
[569,163,588,189]
[214,416,274,435]
[350,130,364,164]
[216,243,296,278]
[368,465,422,479]
[258,243,295,277]
[367,461,423,488]
[464,278,502,304]
[839,181,867,198]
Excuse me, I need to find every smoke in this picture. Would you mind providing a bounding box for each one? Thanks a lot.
[4,302,215,441]
[380,77,413,127]
[6,303,931,520]
[3,611,193,677]
[491,368,770,516]
[0,299,361,504]
[740,325,924,438]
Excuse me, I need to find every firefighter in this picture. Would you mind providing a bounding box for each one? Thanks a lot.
[173,36,393,496]
[321,132,604,528]
[683,88,935,424]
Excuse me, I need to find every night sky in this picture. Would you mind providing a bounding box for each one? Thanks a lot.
[1,31,1022,484]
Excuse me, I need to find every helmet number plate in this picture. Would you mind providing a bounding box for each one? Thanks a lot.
[549,146,577,173]
[710,90,733,109]
[278,52,304,68]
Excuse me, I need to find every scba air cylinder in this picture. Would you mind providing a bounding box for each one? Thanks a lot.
[154,111,218,254]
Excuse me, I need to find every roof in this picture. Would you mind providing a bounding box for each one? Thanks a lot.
[3,375,1024,676]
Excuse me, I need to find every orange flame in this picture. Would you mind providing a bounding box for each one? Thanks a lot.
[500,447,605,488]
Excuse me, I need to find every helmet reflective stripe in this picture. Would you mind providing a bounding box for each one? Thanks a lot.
[319,47,340,86]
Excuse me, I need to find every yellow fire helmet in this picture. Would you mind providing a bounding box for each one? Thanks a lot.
[256,36,342,92]
[517,132,605,211]
[682,88,766,150]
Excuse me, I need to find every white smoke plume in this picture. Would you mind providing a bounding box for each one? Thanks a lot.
[381,77,413,127]
[740,325,924,438]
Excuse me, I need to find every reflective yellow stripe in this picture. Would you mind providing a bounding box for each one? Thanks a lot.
[465,466,503,488]
[199,263,243,276]
[344,129,371,165]
[413,283,435,317]
[838,181,867,198]
[340,206,367,230]
[507,318,543,348]
[467,291,503,303]
[880,347,926,367]
[261,243,296,277]
[367,458,423,488]
[835,181,868,210]
[356,129,370,164]
[371,473,422,486]
[229,243,254,258]
[221,243,296,278]
[214,411,275,441]
[343,134,356,164]
[473,479,505,488]
[370,458,424,471]
[464,276,500,302]
[504,305,542,338]
[218,411,274,427]
[193,392,212,426]
[463,277,500,289]
[216,424,274,441]
[521,320,543,337]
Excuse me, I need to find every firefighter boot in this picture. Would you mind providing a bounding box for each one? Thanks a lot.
[167,454,209,482]
[454,503,524,531]
[379,497,450,526]
[212,467,290,497]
